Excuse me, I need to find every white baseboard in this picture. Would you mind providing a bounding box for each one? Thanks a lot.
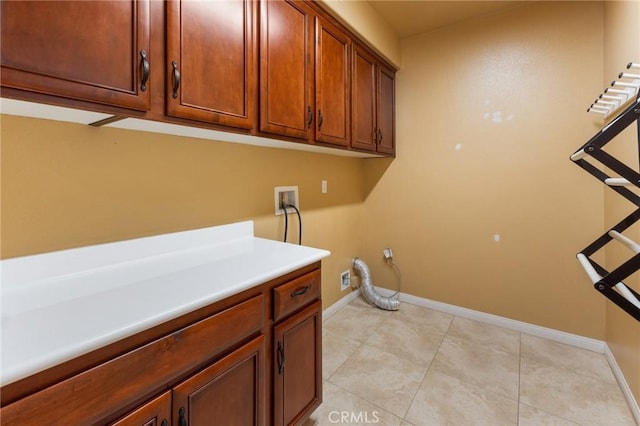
[322,289,361,320]
[605,345,640,424]
[380,288,606,353]
[325,287,638,423]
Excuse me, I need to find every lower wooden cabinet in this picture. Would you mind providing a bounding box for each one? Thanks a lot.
[173,335,265,426]
[274,300,322,426]
[110,336,265,426]
[0,265,322,426]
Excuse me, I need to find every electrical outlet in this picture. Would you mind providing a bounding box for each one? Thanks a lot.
[383,247,393,260]
[274,186,299,215]
[340,270,350,291]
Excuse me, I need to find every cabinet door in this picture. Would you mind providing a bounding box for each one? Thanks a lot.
[110,391,171,426]
[0,1,150,111]
[377,65,396,155]
[273,301,322,426]
[351,45,377,152]
[166,0,255,129]
[173,335,265,426]
[259,0,314,139]
[315,17,351,147]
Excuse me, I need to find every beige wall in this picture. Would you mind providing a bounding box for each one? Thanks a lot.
[603,0,640,402]
[1,0,636,349]
[318,0,401,67]
[0,0,403,311]
[3,0,640,409]
[362,1,607,339]
[0,115,364,309]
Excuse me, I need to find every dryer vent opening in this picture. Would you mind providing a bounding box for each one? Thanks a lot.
[352,257,400,311]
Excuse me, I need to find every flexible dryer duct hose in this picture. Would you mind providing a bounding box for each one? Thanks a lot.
[352,257,400,311]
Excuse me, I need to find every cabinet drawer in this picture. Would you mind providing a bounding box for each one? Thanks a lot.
[1,294,264,425]
[273,270,321,322]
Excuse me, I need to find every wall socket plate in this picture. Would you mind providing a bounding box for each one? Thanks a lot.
[340,270,350,291]
[274,186,299,215]
[383,247,393,260]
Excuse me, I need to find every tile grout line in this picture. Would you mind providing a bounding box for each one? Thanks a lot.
[399,313,454,422]
[322,293,636,425]
[325,296,417,422]
[372,287,606,353]
[326,379,410,424]
[323,335,365,384]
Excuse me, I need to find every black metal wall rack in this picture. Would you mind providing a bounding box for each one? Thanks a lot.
[571,62,640,322]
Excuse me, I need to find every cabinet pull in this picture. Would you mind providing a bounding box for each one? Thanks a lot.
[291,284,312,298]
[318,109,323,130]
[277,341,285,375]
[171,61,181,99]
[178,407,187,426]
[161,420,168,426]
[378,130,383,144]
[307,106,313,129]
[139,50,150,92]
[373,128,379,144]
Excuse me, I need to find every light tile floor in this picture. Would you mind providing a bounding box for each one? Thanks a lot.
[305,297,637,426]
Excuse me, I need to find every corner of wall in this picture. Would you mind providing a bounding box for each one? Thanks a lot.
[317,0,401,68]
[602,0,640,405]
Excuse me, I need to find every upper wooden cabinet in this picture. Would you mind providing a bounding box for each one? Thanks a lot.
[0,1,151,111]
[377,65,396,155]
[259,0,315,140]
[315,17,351,147]
[259,2,352,147]
[1,0,396,156]
[166,0,256,129]
[352,44,395,155]
[352,45,377,151]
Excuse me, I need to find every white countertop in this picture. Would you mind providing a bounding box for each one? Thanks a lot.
[0,221,330,386]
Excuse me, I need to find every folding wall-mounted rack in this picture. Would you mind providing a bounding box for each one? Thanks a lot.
[571,62,640,322]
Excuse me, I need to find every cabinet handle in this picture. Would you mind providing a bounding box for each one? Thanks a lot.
[179,407,187,426]
[378,130,383,144]
[277,341,285,375]
[171,61,181,99]
[307,106,313,129]
[161,420,168,426]
[318,110,323,130]
[139,50,150,92]
[291,284,312,298]
[373,128,379,144]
